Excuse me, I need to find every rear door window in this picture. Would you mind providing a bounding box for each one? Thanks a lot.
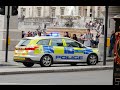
[17,39,31,46]
[64,38,82,48]
[51,38,63,46]
[37,39,50,45]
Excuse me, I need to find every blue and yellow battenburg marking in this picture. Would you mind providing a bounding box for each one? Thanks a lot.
[42,46,93,54]
[43,46,54,53]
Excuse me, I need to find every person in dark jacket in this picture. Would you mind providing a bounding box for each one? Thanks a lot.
[22,31,25,38]
[64,32,70,38]
[72,34,78,41]
[108,30,115,57]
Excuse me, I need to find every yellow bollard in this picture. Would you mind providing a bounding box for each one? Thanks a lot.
[107,38,110,47]
[4,36,11,45]
[8,37,10,45]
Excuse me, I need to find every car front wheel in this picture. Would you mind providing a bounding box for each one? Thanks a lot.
[87,54,98,65]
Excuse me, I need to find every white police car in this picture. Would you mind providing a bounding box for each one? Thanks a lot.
[13,33,99,67]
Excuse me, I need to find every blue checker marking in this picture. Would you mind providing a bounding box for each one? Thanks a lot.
[74,50,84,53]
[64,47,74,54]
[83,48,93,54]
[43,46,54,53]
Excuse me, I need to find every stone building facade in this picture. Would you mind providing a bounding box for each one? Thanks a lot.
[18,6,104,18]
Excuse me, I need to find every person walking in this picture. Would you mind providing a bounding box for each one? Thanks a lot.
[108,30,115,57]
[81,29,93,47]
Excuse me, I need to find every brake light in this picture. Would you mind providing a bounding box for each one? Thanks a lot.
[25,46,39,50]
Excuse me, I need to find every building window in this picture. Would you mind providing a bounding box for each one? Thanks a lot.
[51,7,56,17]
[78,7,82,16]
[37,7,41,17]
[60,7,65,15]
[21,8,26,16]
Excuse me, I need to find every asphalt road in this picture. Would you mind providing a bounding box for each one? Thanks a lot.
[0,61,113,68]
[0,70,113,85]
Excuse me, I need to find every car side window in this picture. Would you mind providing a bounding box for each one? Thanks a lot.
[65,38,82,48]
[51,38,63,46]
[37,39,50,45]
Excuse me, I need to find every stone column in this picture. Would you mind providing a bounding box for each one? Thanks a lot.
[94,6,98,18]
[44,6,50,17]
[0,6,21,51]
[75,6,79,16]
[98,6,120,59]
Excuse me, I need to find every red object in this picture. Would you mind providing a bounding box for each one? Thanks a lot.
[25,46,39,50]
[114,32,120,65]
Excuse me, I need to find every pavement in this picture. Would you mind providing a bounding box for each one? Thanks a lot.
[0,51,114,75]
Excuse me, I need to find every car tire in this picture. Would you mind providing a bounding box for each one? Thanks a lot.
[40,55,53,67]
[23,62,34,67]
[87,54,98,65]
[70,63,77,66]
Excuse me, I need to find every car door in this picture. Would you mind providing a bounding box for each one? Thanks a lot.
[63,38,85,61]
[50,38,65,61]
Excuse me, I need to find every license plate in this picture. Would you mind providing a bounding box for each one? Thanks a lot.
[14,50,28,56]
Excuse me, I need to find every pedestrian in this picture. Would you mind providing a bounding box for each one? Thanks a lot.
[64,32,70,38]
[89,21,93,30]
[22,31,26,38]
[94,33,100,48]
[27,31,30,37]
[108,30,115,57]
[81,29,93,47]
[38,31,41,36]
[79,34,84,44]
[72,34,78,41]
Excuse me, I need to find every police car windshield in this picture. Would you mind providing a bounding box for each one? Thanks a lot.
[17,39,31,46]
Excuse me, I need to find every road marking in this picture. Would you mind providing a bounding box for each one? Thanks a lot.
[0,83,18,85]
[0,83,55,85]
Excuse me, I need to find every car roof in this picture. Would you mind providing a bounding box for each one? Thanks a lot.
[23,36,70,40]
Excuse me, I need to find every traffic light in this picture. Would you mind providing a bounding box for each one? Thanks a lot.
[0,6,5,15]
[11,6,18,16]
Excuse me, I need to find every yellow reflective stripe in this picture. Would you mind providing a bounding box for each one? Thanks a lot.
[92,49,98,53]
[34,45,44,54]
[74,48,84,54]
[53,46,64,54]
[34,49,41,54]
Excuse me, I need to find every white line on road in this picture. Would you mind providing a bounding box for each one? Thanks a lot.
[0,83,18,85]
[0,83,54,85]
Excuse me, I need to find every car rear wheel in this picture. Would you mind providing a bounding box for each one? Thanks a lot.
[23,62,34,67]
[87,54,98,65]
[40,55,53,67]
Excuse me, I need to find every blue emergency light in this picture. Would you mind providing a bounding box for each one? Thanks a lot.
[46,32,60,37]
